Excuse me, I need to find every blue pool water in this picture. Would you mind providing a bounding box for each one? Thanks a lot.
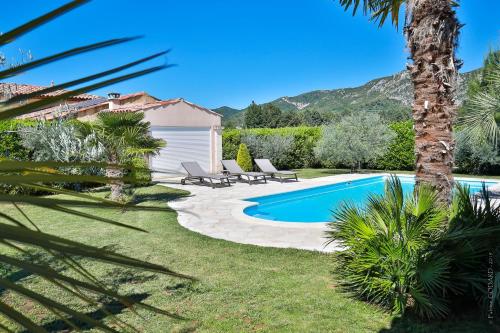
[244,176,498,223]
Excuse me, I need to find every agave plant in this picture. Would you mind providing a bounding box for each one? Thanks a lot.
[327,176,500,319]
[0,1,190,331]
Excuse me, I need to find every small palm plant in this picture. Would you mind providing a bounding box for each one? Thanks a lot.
[327,176,500,319]
[81,112,165,200]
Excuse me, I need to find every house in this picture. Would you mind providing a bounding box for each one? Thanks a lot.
[11,84,223,175]
[0,82,100,110]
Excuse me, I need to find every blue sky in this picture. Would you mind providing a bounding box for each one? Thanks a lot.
[2,1,499,109]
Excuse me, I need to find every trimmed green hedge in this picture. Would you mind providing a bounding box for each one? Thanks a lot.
[224,122,415,171]
[223,127,322,169]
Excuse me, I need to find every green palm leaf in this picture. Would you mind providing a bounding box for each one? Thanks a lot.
[0,0,191,331]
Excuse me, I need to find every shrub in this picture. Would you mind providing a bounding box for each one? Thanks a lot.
[236,143,253,171]
[376,120,415,170]
[242,134,293,169]
[20,119,105,165]
[315,112,394,170]
[328,176,500,319]
[0,119,35,160]
[223,126,321,169]
[454,130,499,174]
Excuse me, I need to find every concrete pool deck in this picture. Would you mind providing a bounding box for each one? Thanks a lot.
[158,174,499,253]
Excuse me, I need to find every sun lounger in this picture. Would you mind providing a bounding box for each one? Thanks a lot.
[221,160,267,185]
[181,161,230,188]
[254,159,298,183]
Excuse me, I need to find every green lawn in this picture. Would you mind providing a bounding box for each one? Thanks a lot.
[295,168,500,180]
[0,186,495,332]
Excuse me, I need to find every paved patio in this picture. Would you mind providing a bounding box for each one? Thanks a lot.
[158,173,384,252]
[158,174,499,253]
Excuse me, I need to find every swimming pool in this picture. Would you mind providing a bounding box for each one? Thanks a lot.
[243,176,498,223]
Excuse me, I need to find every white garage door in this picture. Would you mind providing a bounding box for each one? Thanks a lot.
[150,127,211,174]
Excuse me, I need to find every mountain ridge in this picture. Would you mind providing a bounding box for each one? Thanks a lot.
[214,69,477,125]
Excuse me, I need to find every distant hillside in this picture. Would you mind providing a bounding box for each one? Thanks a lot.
[219,69,477,126]
[213,106,241,118]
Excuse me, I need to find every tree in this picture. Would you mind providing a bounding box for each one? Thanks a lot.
[244,101,265,128]
[278,110,302,127]
[459,50,500,147]
[85,112,165,201]
[454,130,498,174]
[314,112,394,170]
[301,109,333,126]
[338,0,461,202]
[236,143,253,171]
[262,104,282,128]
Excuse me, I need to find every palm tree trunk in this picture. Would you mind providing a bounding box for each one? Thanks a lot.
[405,0,460,202]
[105,154,124,201]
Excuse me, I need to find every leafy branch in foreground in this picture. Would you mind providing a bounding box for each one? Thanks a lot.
[0,1,190,331]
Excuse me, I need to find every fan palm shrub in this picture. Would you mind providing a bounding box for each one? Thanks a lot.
[0,1,190,331]
[327,176,500,319]
[80,112,165,201]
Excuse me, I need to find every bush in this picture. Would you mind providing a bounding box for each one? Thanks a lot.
[375,120,415,170]
[454,130,499,174]
[21,119,105,165]
[315,112,394,170]
[236,143,253,171]
[223,127,321,169]
[328,176,500,319]
[242,134,293,169]
[0,119,35,160]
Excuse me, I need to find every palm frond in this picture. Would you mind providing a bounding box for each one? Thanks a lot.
[0,1,190,330]
[337,0,405,27]
[0,65,166,120]
[459,91,500,146]
[0,0,88,46]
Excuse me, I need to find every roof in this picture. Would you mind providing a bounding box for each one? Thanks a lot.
[0,82,100,101]
[16,88,222,119]
[104,98,223,117]
[17,97,108,119]
[113,91,161,101]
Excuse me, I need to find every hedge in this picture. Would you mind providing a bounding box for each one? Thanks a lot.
[224,122,416,171]
[223,126,322,169]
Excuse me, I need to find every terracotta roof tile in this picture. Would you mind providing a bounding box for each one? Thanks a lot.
[0,82,100,101]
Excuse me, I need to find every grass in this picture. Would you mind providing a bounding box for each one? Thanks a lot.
[0,185,496,332]
[295,168,500,180]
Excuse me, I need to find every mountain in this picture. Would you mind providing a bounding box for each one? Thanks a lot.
[218,69,477,126]
[212,106,241,118]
